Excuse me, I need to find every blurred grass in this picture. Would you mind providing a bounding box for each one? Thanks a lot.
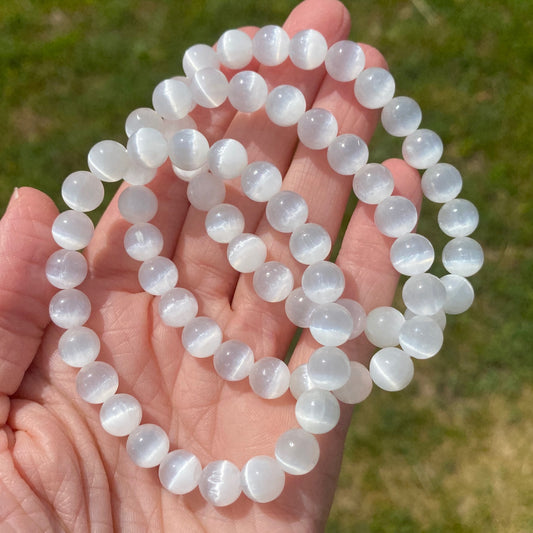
[1,0,532,531]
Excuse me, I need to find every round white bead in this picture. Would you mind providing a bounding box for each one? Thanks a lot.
[404,308,447,331]
[217,29,253,69]
[289,223,331,265]
[127,127,168,169]
[333,361,373,404]
[285,288,318,328]
[402,129,443,169]
[228,70,268,113]
[123,163,157,186]
[126,424,170,468]
[46,249,88,289]
[440,274,475,314]
[241,161,282,202]
[100,393,142,437]
[118,185,158,224]
[241,455,285,503]
[49,288,91,329]
[266,191,308,233]
[88,140,130,182]
[124,223,164,261]
[158,287,198,327]
[364,306,405,348]
[297,108,338,150]
[52,210,94,250]
[309,302,354,346]
[205,203,244,243]
[369,347,414,392]
[187,171,226,211]
[275,428,320,475]
[307,346,350,390]
[168,129,209,171]
[353,163,395,204]
[58,326,100,367]
[138,256,178,295]
[327,134,369,175]
[337,298,367,340]
[399,316,443,359]
[301,261,345,304]
[354,67,395,109]
[190,68,228,109]
[125,107,164,137]
[289,29,327,70]
[227,233,267,273]
[374,196,418,237]
[159,450,202,495]
[265,85,306,127]
[61,171,104,212]
[381,96,422,137]
[421,163,463,203]
[76,361,118,404]
[152,78,194,120]
[252,25,290,66]
[325,40,365,82]
[442,237,484,277]
[249,357,290,399]
[182,43,220,77]
[390,233,435,276]
[253,261,294,303]
[402,273,447,316]
[199,460,241,507]
[207,139,248,180]
[213,340,254,381]
[295,389,340,434]
[182,317,222,358]
[289,364,317,399]
[438,199,479,237]
[162,115,198,142]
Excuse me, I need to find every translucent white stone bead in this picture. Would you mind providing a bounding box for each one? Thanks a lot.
[241,161,282,202]
[205,203,244,243]
[124,223,164,261]
[190,68,228,109]
[369,347,414,392]
[404,308,447,331]
[187,171,226,211]
[364,306,405,348]
[297,108,338,150]
[301,261,345,304]
[421,163,463,203]
[253,261,294,303]
[126,424,170,468]
[207,139,248,180]
[438,199,479,237]
[118,186,158,224]
[241,455,285,503]
[402,273,447,316]
[337,298,366,340]
[52,210,94,250]
[309,302,354,346]
[289,364,316,399]
[285,288,318,328]
[289,223,331,265]
[265,85,306,127]
[354,67,395,109]
[76,361,119,404]
[182,43,220,78]
[308,346,350,390]
[138,256,178,295]
[295,389,340,434]
[100,393,142,437]
[249,357,290,399]
[161,115,198,141]
[390,233,435,276]
[402,129,443,169]
[172,163,207,183]
[327,134,369,175]
[227,233,267,273]
[333,361,373,404]
[152,78,194,120]
[325,40,365,82]
[123,162,157,186]
[182,316,222,358]
[399,316,443,359]
[374,196,418,237]
[61,171,104,212]
[159,450,202,495]
[440,274,475,314]
[125,107,164,137]
[228,70,269,113]
[252,25,290,66]
[213,340,254,381]
[88,140,130,182]
[275,428,320,475]
[158,287,198,327]
[199,460,241,507]
[49,288,91,329]
[217,29,253,69]
[46,249,87,289]
[58,326,100,367]
[442,237,484,277]
[266,191,308,233]
[127,127,168,169]
[289,29,328,70]
[381,96,422,137]
[168,129,209,171]
[353,163,395,204]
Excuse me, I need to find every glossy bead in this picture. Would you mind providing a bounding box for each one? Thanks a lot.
[123,163,157,186]
[365,306,405,348]
[46,249,87,289]
[333,361,373,404]
[390,233,435,275]
[369,347,414,392]
[438,199,479,237]
[381,96,422,137]
[199,460,241,507]
[159,450,202,495]
[289,29,327,70]
[249,357,290,399]
[162,115,198,142]
[421,163,462,203]
[297,108,338,150]
[285,288,317,328]
[127,127,168,169]
[308,346,350,390]
[207,139,248,180]
[61,171,104,212]
[124,223,164,261]
[88,140,130,182]
[76,361,118,404]
[213,340,254,381]
[100,393,142,437]
[275,428,320,475]
[374,196,418,237]
[252,25,290,66]
[49,288,91,329]
[138,256,178,295]
[327,134,369,175]
[182,44,220,77]
[168,129,209,171]
[52,210,94,250]
[205,203,244,243]
[58,326,100,367]
[301,261,345,304]
[441,274,475,314]
[402,129,443,169]
[266,191,308,233]
[404,308,447,330]
[227,233,267,273]
[241,456,285,503]
[217,29,253,69]
[241,161,282,202]
[337,298,366,340]
[402,273,447,316]
[187,171,226,211]
[354,67,395,109]
[158,287,198,327]
[126,424,170,468]
[191,68,228,108]
[228,70,268,113]
[295,389,340,434]
[265,85,306,127]
[289,223,331,265]
[182,317,222,358]
[172,163,207,183]
[442,237,484,277]
[125,107,164,137]
[309,302,354,346]
[289,364,316,399]
[253,261,294,302]
[353,163,394,204]
[118,185,158,224]
[399,316,443,359]
[152,78,194,120]
[325,40,365,82]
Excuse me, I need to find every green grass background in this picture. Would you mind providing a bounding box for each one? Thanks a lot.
[1,0,531,531]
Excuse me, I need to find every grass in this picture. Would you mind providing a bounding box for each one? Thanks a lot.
[1,0,532,531]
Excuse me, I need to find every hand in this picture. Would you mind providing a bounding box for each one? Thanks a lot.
[0,0,421,530]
